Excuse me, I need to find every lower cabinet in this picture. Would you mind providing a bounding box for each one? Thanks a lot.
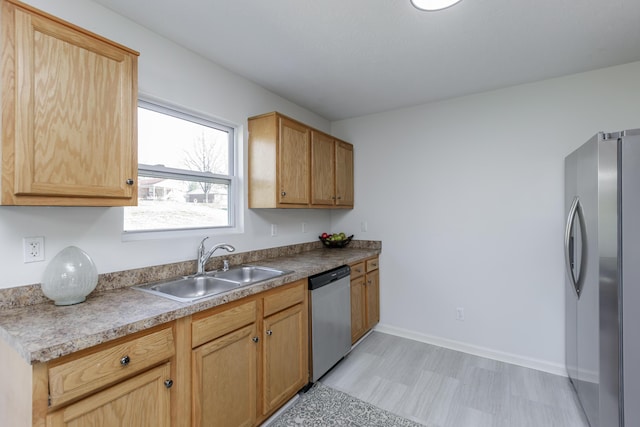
[190,279,308,427]
[192,323,258,427]
[365,268,380,330]
[47,363,172,427]
[262,302,307,416]
[3,273,372,426]
[350,256,380,344]
[44,324,176,427]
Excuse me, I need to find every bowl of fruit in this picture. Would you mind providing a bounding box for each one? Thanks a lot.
[319,232,353,248]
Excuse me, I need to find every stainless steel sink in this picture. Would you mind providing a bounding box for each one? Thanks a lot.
[212,266,289,284]
[132,265,292,302]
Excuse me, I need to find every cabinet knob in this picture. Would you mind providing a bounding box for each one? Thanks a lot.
[266,329,273,336]
[337,196,342,200]
[120,355,130,367]
[164,379,173,389]
[126,178,134,185]
[252,336,259,343]
[281,191,286,197]
[367,280,372,285]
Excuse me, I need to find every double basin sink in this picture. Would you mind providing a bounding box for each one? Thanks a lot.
[133,265,292,302]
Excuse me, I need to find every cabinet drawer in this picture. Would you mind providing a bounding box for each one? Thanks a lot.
[192,300,257,348]
[350,262,365,279]
[48,326,175,407]
[263,281,305,317]
[366,257,379,272]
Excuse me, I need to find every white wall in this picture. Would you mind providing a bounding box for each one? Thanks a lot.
[0,0,333,289]
[331,61,640,373]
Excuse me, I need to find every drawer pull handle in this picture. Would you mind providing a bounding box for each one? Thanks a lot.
[120,355,131,367]
[164,379,173,389]
[266,329,273,336]
[252,336,259,343]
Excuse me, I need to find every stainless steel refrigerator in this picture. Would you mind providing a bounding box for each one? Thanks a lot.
[564,129,640,427]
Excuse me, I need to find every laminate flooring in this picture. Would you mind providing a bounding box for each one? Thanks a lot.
[321,331,589,427]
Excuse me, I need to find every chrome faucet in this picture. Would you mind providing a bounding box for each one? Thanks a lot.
[197,237,235,275]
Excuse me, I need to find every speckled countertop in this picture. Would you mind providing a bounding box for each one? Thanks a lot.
[0,242,380,364]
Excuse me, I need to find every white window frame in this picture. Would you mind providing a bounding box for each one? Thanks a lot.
[122,98,239,240]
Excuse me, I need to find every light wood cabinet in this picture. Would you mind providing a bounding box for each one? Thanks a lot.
[262,302,307,416]
[350,257,380,344]
[0,0,139,206]
[248,112,310,208]
[189,279,308,426]
[47,363,171,427]
[310,131,354,208]
[47,327,175,407]
[43,324,176,427]
[310,131,335,205]
[192,324,258,427]
[191,300,258,427]
[249,111,353,209]
[365,268,380,331]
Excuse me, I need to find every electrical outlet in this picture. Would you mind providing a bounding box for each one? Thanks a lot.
[361,221,368,232]
[23,236,45,263]
[302,222,308,233]
[271,224,278,237]
[456,307,465,321]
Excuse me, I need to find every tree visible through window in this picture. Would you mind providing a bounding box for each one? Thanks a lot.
[124,101,235,232]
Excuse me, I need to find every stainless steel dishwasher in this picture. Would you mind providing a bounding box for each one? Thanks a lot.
[308,265,351,383]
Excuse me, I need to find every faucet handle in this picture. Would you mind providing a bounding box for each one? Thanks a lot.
[223,260,230,271]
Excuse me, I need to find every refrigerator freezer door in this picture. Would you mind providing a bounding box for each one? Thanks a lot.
[565,132,619,427]
[565,153,580,387]
[622,132,640,427]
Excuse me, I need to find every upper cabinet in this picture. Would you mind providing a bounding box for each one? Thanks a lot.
[248,112,310,208]
[1,0,139,206]
[310,130,335,206]
[312,135,354,208]
[249,112,354,209]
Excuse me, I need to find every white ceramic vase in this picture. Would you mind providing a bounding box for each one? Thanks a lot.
[41,246,98,306]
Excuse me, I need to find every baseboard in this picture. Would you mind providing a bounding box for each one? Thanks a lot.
[374,323,568,377]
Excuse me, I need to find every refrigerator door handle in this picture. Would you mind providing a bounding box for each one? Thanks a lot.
[564,196,583,297]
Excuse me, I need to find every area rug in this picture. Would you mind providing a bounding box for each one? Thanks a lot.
[269,382,424,426]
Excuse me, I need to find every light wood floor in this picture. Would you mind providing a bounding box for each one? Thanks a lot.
[321,331,589,427]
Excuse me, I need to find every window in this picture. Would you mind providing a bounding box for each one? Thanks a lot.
[124,100,236,233]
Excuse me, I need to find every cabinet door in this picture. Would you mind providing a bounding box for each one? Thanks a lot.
[351,276,367,344]
[311,131,335,205]
[2,2,138,205]
[335,141,354,207]
[47,363,171,427]
[262,303,307,415]
[192,324,257,427]
[365,269,380,330]
[278,117,309,205]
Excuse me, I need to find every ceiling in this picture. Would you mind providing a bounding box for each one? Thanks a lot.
[92,0,640,121]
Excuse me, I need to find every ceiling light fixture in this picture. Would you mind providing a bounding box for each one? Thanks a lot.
[410,0,463,11]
